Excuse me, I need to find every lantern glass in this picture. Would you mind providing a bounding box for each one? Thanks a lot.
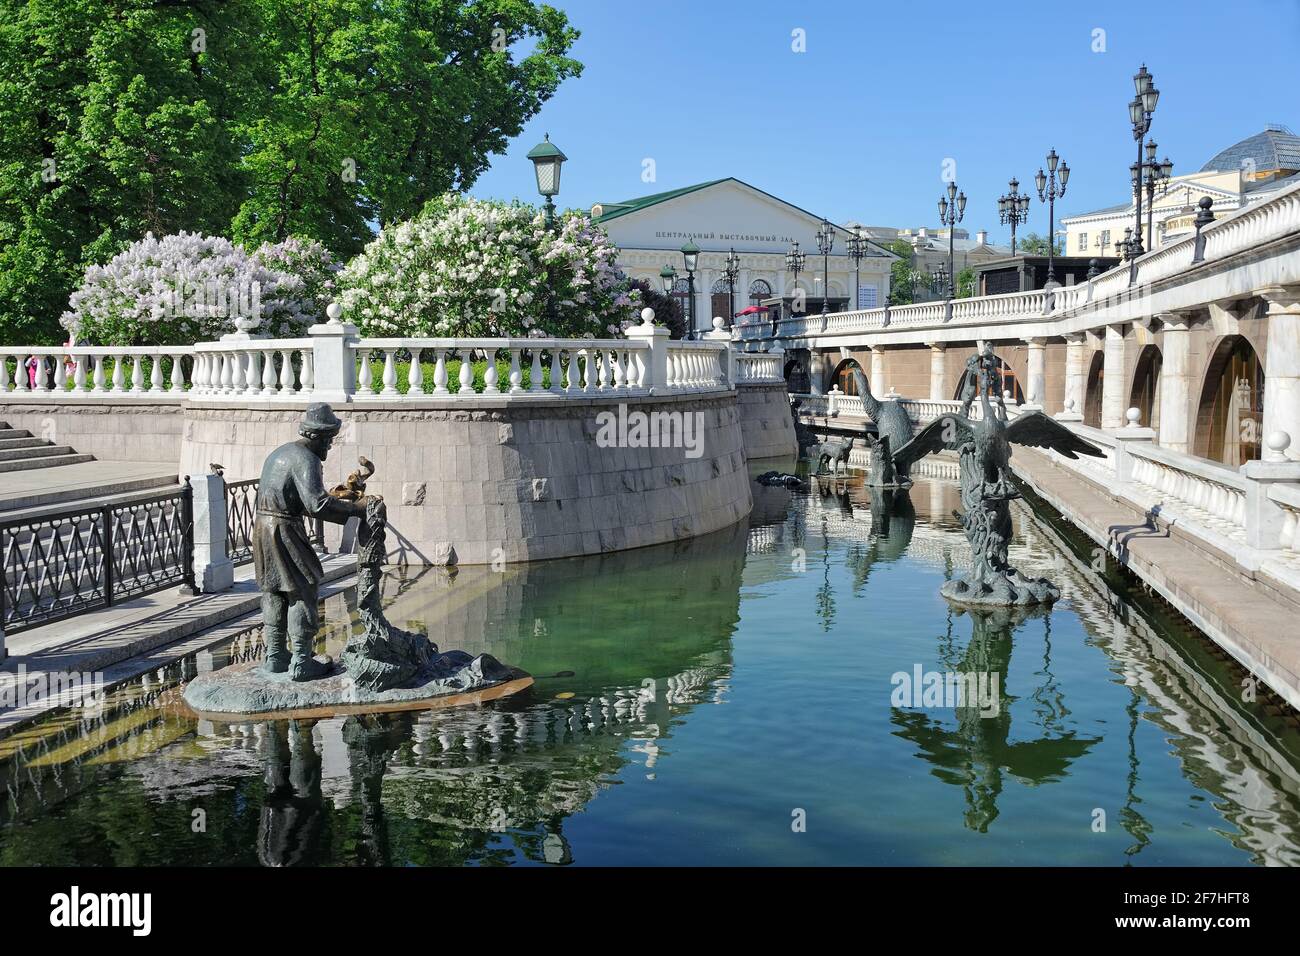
[681,240,699,272]
[1133,65,1150,95]
[1142,85,1160,113]
[1129,98,1144,126]
[660,265,676,294]
[1161,158,1174,180]
[1047,149,1058,172]
[946,181,957,201]
[956,191,967,217]
[938,197,948,220]
[1058,162,1070,187]
[1035,169,1047,196]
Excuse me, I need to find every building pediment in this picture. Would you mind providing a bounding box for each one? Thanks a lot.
[595,178,897,259]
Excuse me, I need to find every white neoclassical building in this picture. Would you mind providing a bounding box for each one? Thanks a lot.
[593,178,896,333]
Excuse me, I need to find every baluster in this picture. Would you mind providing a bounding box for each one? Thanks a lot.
[381,349,398,396]
[408,348,423,396]
[72,354,86,393]
[301,352,314,392]
[149,353,164,392]
[482,348,500,394]
[13,353,29,393]
[170,353,186,392]
[110,353,125,392]
[457,349,474,394]
[246,349,262,396]
[357,349,373,394]
[0,354,10,392]
[530,348,546,392]
[129,354,144,393]
[597,350,610,390]
[611,349,625,390]
[548,349,563,394]
[30,354,49,393]
[432,349,449,395]
[261,349,277,394]
[92,354,106,393]
[279,350,295,394]
[581,350,594,393]
[508,348,523,393]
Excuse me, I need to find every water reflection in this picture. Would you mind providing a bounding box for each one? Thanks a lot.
[0,471,1299,865]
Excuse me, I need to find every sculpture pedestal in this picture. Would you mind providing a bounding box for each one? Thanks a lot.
[182,655,531,719]
[941,570,1060,607]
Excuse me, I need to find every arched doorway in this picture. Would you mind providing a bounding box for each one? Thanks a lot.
[749,279,772,307]
[1083,351,1104,427]
[1130,345,1162,432]
[830,358,862,396]
[785,357,810,394]
[952,352,1024,406]
[671,277,692,334]
[1195,335,1265,466]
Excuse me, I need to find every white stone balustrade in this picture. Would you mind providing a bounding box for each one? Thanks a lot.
[733,351,784,383]
[665,341,729,391]
[190,340,314,399]
[0,347,193,399]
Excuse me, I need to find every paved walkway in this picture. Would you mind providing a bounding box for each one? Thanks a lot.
[0,460,178,514]
[0,554,357,736]
[1013,448,1300,711]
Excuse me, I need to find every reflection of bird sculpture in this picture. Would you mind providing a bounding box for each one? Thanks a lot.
[850,365,915,486]
[893,362,1103,605]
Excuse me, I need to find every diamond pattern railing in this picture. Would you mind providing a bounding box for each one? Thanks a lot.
[225,478,258,566]
[1,483,195,634]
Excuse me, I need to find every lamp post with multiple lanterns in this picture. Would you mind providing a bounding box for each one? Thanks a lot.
[815,217,835,326]
[527,133,567,328]
[722,247,741,327]
[785,240,807,314]
[1140,139,1175,247]
[998,178,1031,256]
[1127,64,1162,264]
[679,240,700,339]
[1034,149,1069,285]
[937,181,966,298]
[846,228,868,310]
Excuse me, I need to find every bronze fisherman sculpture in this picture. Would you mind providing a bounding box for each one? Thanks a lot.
[253,403,366,681]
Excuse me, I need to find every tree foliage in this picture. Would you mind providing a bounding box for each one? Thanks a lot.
[1014,232,1063,256]
[0,0,582,343]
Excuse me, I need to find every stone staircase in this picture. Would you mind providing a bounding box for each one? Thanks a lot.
[0,421,94,473]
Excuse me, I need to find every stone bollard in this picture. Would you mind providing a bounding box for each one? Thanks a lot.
[190,472,235,593]
[705,317,733,386]
[1241,432,1300,550]
[1110,407,1156,483]
[309,302,359,403]
[626,307,669,393]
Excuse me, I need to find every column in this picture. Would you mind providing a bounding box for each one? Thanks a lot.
[927,342,947,400]
[1156,312,1192,453]
[1101,324,1127,429]
[870,346,886,397]
[1058,333,1085,420]
[1261,286,1300,461]
[809,350,827,395]
[1022,337,1046,410]
[309,303,358,403]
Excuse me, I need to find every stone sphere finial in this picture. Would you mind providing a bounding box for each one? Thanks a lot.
[1126,407,1141,426]
[326,302,343,324]
[712,316,725,331]
[640,307,656,326]
[1265,430,1291,462]
[1064,398,1076,412]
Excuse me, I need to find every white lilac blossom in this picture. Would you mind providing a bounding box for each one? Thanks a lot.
[339,194,640,338]
[61,232,338,345]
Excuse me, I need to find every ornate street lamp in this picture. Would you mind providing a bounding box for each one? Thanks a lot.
[1127,64,1161,268]
[722,247,741,327]
[785,240,807,314]
[845,228,868,310]
[1140,138,1175,248]
[998,177,1031,255]
[527,133,567,328]
[680,240,700,339]
[660,264,677,294]
[815,217,835,328]
[931,265,948,298]
[1035,149,1069,284]
[937,181,966,298]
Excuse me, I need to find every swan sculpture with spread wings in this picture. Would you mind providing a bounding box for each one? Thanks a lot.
[892,360,1104,605]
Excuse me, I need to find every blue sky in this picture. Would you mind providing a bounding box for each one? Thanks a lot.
[470,0,1300,239]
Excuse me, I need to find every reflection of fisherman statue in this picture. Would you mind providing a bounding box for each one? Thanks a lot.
[253,403,368,681]
[258,720,326,866]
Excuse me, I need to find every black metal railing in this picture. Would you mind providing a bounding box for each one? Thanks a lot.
[225,477,258,565]
[1,482,195,634]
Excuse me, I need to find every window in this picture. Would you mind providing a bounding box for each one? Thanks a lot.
[1100,229,1111,251]
[1078,232,1088,251]
[857,285,878,309]
[710,279,731,323]
[748,279,772,306]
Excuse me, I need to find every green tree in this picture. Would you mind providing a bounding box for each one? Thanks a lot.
[956,267,977,298]
[1014,231,1063,256]
[0,0,582,344]
[886,239,917,305]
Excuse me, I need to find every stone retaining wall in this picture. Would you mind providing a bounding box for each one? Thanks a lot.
[734,382,798,461]
[0,402,184,465]
[179,390,753,566]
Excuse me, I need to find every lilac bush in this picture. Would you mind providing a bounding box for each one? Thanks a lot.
[61,232,338,346]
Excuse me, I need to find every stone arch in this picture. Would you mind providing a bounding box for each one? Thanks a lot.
[1129,343,1162,431]
[784,352,810,393]
[952,351,1025,406]
[748,279,773,306]
[1083,351,1105,427]
[830,357,864,396]
[710,278,732,321]
[1194,334,1265,465]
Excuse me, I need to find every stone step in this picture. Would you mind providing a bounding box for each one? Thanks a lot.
[0,445,70,463]
[0,437,46,450]
[0,429,34,441]
[0,453,94,474]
